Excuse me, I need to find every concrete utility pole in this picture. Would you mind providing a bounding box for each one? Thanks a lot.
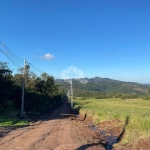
[21,59,26,117]
[70,79,73,108]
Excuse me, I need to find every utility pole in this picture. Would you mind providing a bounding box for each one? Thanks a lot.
[21,59,26,117]
[70,79,73,108]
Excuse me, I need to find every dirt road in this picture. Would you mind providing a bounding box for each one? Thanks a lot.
[0,102,105,150]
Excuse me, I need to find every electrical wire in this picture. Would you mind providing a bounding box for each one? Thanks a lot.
[26,61,44,74]
[0,42,45,75]
[0,48,22,69]
[0,41,24,65]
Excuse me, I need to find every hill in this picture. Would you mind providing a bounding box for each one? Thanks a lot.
[56,77,149,95]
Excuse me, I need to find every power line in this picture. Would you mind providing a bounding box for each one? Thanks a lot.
[0,42,24,67]
[30,65,44,73]
[0,48,22,69]
[0,42,46,117]
[0,42,45,74]
[0,41,24,65]
[26,61,44,74]
[0,48,22,68]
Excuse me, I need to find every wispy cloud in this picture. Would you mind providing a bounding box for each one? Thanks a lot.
[34,53,54,60]
[40,53,54,60]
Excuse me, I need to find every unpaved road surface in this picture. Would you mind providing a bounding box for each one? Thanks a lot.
[0,102,105,150]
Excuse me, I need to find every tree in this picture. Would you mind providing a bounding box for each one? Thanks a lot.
[0,61,12,77]
[30,71,37,80]
[13,74,23,86]
[17,65,38,90]
[0,61,66,116]
[45,76,55,95]
[17,65,30,82]
[33,77,45,93]
[148,88,150,95]
[41,72,49,81]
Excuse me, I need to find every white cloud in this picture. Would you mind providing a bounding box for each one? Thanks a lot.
[44,53,54,60]
[38,53,54,60]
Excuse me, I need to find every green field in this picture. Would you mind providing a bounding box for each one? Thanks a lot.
[73,97,150,146]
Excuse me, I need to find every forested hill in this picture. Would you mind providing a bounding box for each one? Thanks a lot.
[56,77,149,95]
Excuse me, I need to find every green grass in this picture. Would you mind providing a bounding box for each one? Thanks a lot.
[0,116,29,127]
[73,97,150,146]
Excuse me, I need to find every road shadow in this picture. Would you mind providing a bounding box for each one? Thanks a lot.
[76,143,106,150]
[0,102,68,138]
[75,116,130,150]
[0,127,11,138]
[30,102,65,121]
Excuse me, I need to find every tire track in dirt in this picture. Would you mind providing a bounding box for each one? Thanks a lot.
[31,127,59,150]
[0,121,56,147]
[0,122,53,148]
[0,102,105,150]
[0,128,31,147]
[0,106,62,150]
[2,120,63,150]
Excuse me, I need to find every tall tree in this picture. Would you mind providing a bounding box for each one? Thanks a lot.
[41,72,49,81]
[0,61,12,77]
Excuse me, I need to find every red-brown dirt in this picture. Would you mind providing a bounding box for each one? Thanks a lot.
[0,102,105,150]
[0,102,149,150]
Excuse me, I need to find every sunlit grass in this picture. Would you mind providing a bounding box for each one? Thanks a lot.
[73,97,150,146]
[0,116,29,127]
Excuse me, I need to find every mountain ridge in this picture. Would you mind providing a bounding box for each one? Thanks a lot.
[56,77,150,95]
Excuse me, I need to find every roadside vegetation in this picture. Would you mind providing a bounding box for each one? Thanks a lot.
[73,97,150,147]
[0,61,66,126]
[0,116,28,127]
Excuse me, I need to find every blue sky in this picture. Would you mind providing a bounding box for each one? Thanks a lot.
[0,0,150,83]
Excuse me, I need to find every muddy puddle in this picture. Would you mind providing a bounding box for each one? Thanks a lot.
[88,122,118,150]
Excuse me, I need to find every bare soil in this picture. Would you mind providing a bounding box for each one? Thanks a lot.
[0,102,149,150]
[0,102,105,150]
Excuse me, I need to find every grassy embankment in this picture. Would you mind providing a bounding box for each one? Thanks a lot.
[0,116,28,127]
[73,97,150,147]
